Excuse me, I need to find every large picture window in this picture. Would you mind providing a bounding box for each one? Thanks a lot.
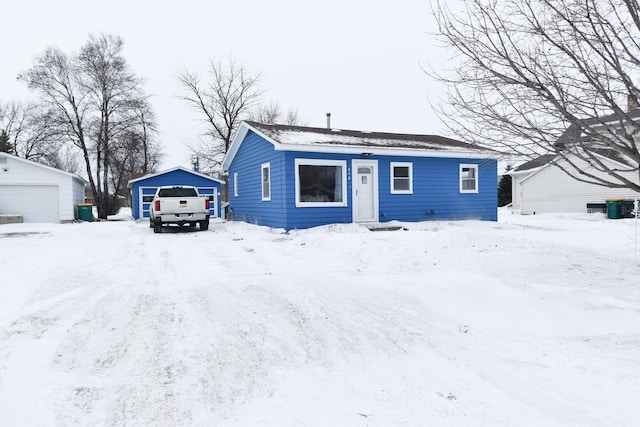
[390,162,413,194]
[460,164,479,193]
[295,159,347,207]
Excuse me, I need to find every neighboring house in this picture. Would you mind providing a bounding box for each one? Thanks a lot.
[0,152,86,223]
[127,166,224,220]
[222,121,498,230]
[510,108,640,215]
[510,152,640,214]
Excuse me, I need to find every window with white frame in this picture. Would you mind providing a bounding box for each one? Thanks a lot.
[390,162,413,194]
[295,159,347,207]
[261,163,271,201]
[233,172,238,197]
[460,164,478,193]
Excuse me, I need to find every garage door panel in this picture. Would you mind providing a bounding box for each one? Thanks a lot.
[0,185,59,223]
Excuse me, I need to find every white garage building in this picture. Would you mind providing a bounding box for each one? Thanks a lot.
[0,152,87,223]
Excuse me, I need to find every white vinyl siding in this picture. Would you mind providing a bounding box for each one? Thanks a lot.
[0,153,85,223]
[512,156,640,214]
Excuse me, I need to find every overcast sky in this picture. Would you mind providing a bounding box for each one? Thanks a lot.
[2,0,452,169]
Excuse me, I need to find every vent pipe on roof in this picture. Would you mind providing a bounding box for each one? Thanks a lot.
[326,113,331,129]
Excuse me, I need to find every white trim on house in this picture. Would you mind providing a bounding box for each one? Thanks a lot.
[233,172,238,197]
[261,162,271,201]
[294,158,348,208]
[127,166,224,187]
[223,122,498,170]
[272,143,497,159]
[390,162,413,194]
[352,159,379,223]
[460,164,479,193]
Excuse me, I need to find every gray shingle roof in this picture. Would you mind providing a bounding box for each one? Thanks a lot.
[245,121,495,154]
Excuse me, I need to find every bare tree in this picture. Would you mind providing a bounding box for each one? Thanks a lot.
[109,97,161,206]
[78,34,152,217]
[178,58,263,171]
[431,0,640,191]
[20,34,161,218]
[0,101,67,166]
[19,46,100,209]
[249,100,307,126]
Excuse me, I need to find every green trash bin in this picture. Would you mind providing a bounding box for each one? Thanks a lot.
[621,199,636,218]
[605,198,623,219]
[77,204,94,222]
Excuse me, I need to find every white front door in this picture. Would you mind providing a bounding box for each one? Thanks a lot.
[352,160,378,223]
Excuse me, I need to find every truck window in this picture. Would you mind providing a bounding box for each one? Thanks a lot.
[157,188,198,197]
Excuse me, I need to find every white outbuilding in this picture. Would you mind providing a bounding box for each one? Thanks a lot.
[0,152,87,223]
[510,151,640,215]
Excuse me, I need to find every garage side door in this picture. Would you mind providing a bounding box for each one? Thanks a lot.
[0,185,60,223]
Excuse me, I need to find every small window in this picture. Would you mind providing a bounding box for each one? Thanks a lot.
[233,172,238,197]
[390,162,413,194]
[460,164,478,193]
[261,163,271,201]
[142,195,154,203]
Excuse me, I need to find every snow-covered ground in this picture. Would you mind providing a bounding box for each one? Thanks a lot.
[1,209,639,426]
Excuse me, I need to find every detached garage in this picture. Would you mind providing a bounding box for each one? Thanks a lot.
[0,152,87,223]
[128,167,224,220]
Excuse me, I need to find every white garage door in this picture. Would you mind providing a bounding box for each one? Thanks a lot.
[0,185,60,223]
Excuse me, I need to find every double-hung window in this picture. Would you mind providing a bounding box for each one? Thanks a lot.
[261,163,271,201]
[390,162,413,194]
[460,164,478,193]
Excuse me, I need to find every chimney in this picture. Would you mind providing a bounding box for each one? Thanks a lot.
[326,113,331,129]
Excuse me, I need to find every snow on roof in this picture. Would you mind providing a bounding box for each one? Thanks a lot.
[0,152,87,183]
[245,121,494,153]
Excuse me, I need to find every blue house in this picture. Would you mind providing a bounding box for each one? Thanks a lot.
[222,121,498,230]
[127,166,224,220]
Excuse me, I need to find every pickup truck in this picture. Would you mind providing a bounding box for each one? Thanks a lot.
[149,185,210,233]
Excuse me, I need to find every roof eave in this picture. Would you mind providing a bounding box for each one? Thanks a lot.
[0,152,87,183]
[274,142,499,159]
[127,166,224,187]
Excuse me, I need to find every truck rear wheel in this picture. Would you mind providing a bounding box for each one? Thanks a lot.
[153,224,162,233]
[199,221,209,231]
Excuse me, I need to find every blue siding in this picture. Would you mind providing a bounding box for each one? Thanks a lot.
[227,132,498,230]
[130,169,222,219]
[378,157,497,222]
[281,151,353,230]
[228,131,288,228]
